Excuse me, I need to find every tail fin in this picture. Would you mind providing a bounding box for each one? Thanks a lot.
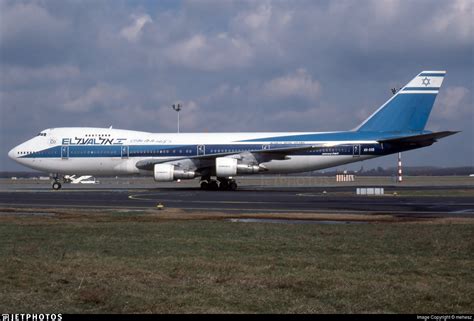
[356,71,446,133]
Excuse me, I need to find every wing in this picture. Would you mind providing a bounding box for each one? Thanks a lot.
[135,144,334,170]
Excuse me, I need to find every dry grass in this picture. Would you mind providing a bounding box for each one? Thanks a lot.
[0,208,473,313]
[2,207,469,224]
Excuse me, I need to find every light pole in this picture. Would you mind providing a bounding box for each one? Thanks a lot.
[172,103,181,133]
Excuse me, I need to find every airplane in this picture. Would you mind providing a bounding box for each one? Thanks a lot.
[8,70,458,191]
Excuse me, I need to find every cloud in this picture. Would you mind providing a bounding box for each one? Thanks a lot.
[120,14,153,42]
[233,4,273,31]
[62,83,130,113]
[262,69,321,101]
[164,33,253,71]
[1,1,473,170]
[0,2,71,66]
[230,3,292,59]
[0,65,80,88]
[435,86,471,120]
[427,0,473,42]
[369,0,401,23]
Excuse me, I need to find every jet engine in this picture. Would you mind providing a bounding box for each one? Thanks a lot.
[215,157,261,177]
[154,164,196,182]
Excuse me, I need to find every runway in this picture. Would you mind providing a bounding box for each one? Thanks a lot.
[1,184,474,217]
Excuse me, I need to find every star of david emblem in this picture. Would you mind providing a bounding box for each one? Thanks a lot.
[421,77,431,87]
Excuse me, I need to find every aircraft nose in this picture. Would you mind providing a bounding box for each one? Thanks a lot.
[8,147,16,160]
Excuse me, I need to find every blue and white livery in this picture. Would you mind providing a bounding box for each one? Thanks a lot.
[8,71,458,190]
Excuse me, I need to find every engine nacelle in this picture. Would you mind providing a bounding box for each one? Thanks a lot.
[215,157,261,177]
[154,164,196,182]
[215,157,237,176]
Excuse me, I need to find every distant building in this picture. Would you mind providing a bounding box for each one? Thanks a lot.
[336,174,355,182]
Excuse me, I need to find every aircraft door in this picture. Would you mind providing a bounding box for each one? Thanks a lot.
[353,144,361,157]
[197,145,205,156]
[121,145,129,159]
[61,146,69,159]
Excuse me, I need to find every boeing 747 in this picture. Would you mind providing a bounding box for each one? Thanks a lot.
[8,71,458,190]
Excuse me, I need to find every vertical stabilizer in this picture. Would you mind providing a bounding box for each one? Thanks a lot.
[356,71,446,132]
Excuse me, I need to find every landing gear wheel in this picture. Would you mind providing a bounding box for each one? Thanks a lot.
[229,181,237,191]
[200,181,209,190]
[219,180,229,190]
[208,180,219,191]
[52,182,62,190]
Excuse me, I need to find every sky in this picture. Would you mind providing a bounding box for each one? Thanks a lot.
[0,0,473,171]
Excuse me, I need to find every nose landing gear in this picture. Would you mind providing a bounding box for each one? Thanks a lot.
[51,174,63,190]
[52,181,62,190]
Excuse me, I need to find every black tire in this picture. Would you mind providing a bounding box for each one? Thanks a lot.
[52,182,62,190]
[209,180,219,190]
[219,181,229,190]
[229,181,237,191]
[200,181,209,190]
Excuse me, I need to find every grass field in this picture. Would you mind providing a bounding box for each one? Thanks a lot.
[0,210,473,313]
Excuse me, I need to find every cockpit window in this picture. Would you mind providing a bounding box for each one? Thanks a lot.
[37,133,47,136]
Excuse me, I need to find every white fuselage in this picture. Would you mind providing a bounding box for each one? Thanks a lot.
[8,127,381,177]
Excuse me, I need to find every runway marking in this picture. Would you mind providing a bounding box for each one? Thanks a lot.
[450,209,474,214]
[0,202,152,210]
[129,195,350,205]
[297,193,336,197]
[127,194,474,207]
[0,202,366,214]
[3,201,473,217]
[0,189,151,193]
[2,202,474,217]
[129,194,282,204]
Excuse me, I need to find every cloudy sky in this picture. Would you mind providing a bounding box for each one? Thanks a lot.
[0,0,473,171]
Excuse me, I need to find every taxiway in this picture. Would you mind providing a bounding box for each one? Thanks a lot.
[1,183,473,218]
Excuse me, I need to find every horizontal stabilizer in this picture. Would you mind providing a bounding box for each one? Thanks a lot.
[378,131,459,144]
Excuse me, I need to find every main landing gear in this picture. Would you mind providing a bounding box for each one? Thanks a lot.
[200,177,238,191]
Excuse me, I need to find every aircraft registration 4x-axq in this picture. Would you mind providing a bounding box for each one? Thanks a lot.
[8,71,458,190]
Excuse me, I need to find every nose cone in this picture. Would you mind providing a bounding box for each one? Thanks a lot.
[8,147,16,160]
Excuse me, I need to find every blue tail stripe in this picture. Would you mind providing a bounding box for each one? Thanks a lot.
[403,87,440,91]
[419,73,445,77]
